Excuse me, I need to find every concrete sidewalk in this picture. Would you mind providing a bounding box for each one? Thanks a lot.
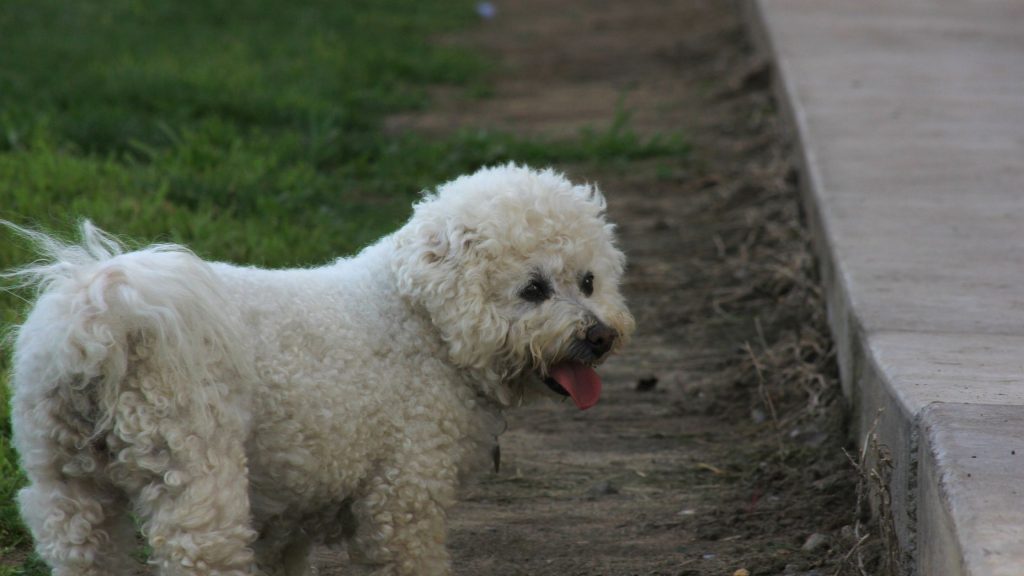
[745,1,1024,574]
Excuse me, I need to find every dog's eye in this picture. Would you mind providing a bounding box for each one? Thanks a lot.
[520,278,551,303]
[580,272,594,297]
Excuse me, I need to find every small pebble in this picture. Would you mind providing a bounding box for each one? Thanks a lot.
[733,569,751,576]
[839,524,855,541]
[802,532,829,552]
[750,408,767,423]
[635,375,658,392]
[586,480,618,497]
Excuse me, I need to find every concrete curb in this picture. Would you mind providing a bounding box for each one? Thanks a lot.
[745,1,1024,574]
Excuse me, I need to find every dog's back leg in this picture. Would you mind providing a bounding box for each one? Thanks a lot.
[17,478,136,576]
[113,405,258,576]
[102,343,259,575]
[13,384,138,575]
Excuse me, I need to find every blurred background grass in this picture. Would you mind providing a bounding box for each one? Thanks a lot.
[0,0,686,571]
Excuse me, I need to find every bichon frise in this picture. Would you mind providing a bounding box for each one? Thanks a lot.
[5,164,634,576]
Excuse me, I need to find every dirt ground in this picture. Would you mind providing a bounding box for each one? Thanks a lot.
[317,2,886,576]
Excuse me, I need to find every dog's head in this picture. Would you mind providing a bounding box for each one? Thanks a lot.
[392,164,635,409]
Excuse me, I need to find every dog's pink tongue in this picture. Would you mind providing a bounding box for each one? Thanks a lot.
[549,362,602,410]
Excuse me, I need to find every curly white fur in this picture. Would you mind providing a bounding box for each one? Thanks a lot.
[5,164,635,576]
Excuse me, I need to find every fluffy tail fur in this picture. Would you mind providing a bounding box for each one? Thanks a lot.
[3,220,249,438]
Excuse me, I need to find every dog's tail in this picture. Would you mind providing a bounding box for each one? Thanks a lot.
[2,220,250,439]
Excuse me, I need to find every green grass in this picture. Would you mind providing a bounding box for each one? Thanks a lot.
[0,0,687,570]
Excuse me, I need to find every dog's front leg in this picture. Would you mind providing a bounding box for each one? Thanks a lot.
[348,463,456,576]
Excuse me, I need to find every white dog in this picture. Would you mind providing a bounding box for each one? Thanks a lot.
[5,164,634,576]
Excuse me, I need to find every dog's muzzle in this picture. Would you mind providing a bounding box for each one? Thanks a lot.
[540,322,620,410]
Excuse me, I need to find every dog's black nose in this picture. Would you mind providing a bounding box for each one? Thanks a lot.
[585,323,618,357]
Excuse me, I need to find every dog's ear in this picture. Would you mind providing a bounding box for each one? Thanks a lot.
[392,217,510,379]
[415,222,478,266]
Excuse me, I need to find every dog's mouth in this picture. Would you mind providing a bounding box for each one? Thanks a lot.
[542,361,602,411]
